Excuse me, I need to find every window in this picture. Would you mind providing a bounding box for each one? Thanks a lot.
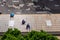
[46,20,52,26]
[9,20,14,27]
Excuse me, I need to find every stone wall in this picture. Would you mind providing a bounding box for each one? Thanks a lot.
[0,14,60,32]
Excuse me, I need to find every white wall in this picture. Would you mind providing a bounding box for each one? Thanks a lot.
[0,14,60,32]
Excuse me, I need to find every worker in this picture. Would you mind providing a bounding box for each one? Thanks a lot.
[10,12,14,17]
[26,24,30,30]
[22,19,26,25]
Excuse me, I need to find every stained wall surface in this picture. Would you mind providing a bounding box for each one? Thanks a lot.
[0,14,60,32]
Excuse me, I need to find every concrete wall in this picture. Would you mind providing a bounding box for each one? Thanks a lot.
[0,14,60,32]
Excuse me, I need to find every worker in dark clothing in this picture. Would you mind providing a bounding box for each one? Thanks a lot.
[22,19,26,25]
[26,24,30,30]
